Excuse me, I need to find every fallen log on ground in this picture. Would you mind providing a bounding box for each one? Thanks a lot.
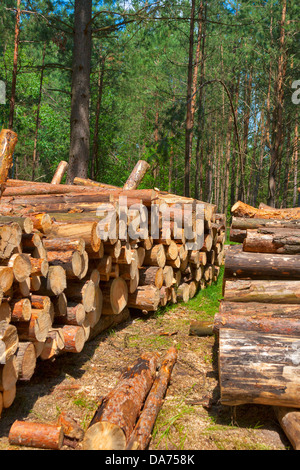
[82,352,158,450]
[219,328,300,408]
[126,346,178,450]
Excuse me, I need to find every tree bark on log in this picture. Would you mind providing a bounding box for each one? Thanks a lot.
[224,245,300,279]
[82,352,158,450]
[0,130,18,198]
[232,200,300,220]
[232,216,300,230]
[127,285,160,312]
[126,347,178,450]
[215,301,300,336]
[243,228,300,254]
[8,420,64,449]
[224,279,300,303]
[51,161,69,185]
[123,160,150,190]
[219,328,300,408]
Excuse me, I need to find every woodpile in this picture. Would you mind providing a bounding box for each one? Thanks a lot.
[215,200,300,450]
[0,132,225,420]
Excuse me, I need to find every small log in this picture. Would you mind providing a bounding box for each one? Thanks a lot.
[54,303,86,326]
[127,285,160,312]
[47,250,82,279]
[126,347,178,450]
[219,328,300,408]
[189,321,214,337]
[8,420,64,450]
[64,279,96,313]
[10,298,32,322]
[0,301,11,323]
[0,355,18,392]
[176,283,190,303]
[82,352,158,450]
[123,160,150,190]
[51,161,69,185]
[274,407,300,451]
[17,309,51,343]
[39,266,67,297]
[40,328,65,360]
[0,322,19,363]
[29,257,49,278]
[60,325,86,354]
[16,342,36,381]
[139,266,164,289]
[144,244,166,268]
[101,278,128,316]
[43,237,86,255]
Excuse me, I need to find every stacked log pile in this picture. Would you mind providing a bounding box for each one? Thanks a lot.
[215,200,300,450]
[0,131,225,419]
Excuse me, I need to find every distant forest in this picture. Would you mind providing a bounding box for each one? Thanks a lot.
[0,0,299,219]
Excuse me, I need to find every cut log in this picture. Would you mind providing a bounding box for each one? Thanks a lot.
[0,129,18,197]
[189,321,214,336]
[40,328,65,360]
[51,161,69,185]
[0,267,14,295]
[127,285,160,312]
[43,237,85,255]
[274,407,300,451]
[29,257,49,278]
[123,160,150,190]
[82,352,158,450]
[229,228,246,243]
[0,215,33,234]
[0,322,19,363]
[232,201,300,220]
[215,301,300,336]
[17,309,51,343]
[224,279,300,304]
[16,342,36,381]
[38,266,67,297]
[47,250,83,279]
[64,279,96,313]
[224,244,300,279]
[144,244,166,268]
[139,267,164,289]
[126,347,178,450]
[243,228,300,254]
[55,303,86,327]
[176,283,190,303]
[0,301,11,323]
[219,328,300,408]
[8,420,64,450]
[101,278,128,316]
[60,325,86,354]
[0,355,18,391]
[10,298,32,322]
[232,216,300,231]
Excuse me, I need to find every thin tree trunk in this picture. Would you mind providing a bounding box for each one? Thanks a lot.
[267,0,287,206]
[8,0,21,130]
[32,43,46,182]
[91,53,105,180]
[293,119,299,207]
[67,0,92,183]
[184,0,196,197]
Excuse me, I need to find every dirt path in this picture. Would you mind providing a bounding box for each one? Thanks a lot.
[0,276,291,451]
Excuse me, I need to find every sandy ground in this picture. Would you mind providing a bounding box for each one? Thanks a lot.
[0,301,292,451]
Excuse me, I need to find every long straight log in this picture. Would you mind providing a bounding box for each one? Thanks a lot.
[224,279,300,303]
[219,328,300,408]
[51,161,69,185]
[82,352,158,450]
[126,346,178,450]
[215,301,300,336]
[224,244,300,279]
[232,216,300,230]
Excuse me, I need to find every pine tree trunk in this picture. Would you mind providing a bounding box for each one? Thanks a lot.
[67,0,92,183]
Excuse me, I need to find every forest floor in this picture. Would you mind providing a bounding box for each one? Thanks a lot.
[0,267,291,451]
